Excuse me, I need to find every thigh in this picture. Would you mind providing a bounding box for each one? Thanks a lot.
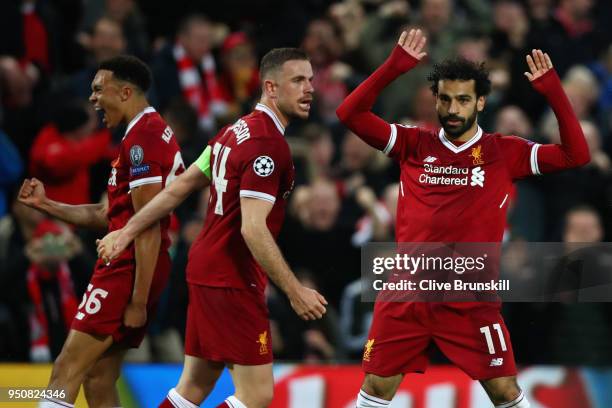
[178,354,225,387]
[56,329,114,376]
[185,284,273,365]
[432,303,518,380]
[362,301,431,377]
[71,269,133,341]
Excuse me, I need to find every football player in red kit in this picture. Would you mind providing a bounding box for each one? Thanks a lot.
[336,29,589,408]
[19,56,185,408]
[97,48,327,408]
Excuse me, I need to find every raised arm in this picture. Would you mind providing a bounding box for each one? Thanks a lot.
[18,178,108,230]
[240,197,327,321]
[336,29,426,151]
[525,49,590,172]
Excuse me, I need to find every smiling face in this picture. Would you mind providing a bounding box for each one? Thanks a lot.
[272,59,315,120]
[89,70,126,128]
[435,79,485,139]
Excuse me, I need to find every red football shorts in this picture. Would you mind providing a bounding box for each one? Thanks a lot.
[71,252,171,347]
[185,284,273,365]
[362,302,517,380]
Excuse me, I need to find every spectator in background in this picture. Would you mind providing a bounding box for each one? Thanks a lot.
[25,219,82,362]
[66,17,127,101]
[79,0,149,60]
[352,182,398,247]
[288,123,336,185]
[152,14,227,134]
[0,198,43,361]
[281,178,360,306]
[218,32,260,122]
[29,100,113,205]
[328,0,366,60]
[404,84,438,131]
[0,0,62,158]
[337,131,394,195]
[540,65,600,142]
[268,270,341,362]
[0,129,23,217]
[495,106,547,241]
[0,0,59,87]
[339,277,373,359]
[161,99,209,222]
[302,18,349,124]
[542,120,612,240]
[357,0,428,121]
[589,44,612,143]
[544,205,612,369]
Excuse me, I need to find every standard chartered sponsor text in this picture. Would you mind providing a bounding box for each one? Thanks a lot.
[420,163,469,186]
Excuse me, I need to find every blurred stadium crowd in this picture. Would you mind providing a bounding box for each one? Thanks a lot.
[0,0,611,367]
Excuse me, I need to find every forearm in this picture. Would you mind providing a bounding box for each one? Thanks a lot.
[38,199,107,230]
[131,223,160,304]
[124,175,196,240]
[536,70,590,170]
[336,45,418,150]
[243,227,300,296]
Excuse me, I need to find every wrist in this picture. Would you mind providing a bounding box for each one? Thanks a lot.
[130,297,147,307]
[386,45,420,74]
[285,281,302,299]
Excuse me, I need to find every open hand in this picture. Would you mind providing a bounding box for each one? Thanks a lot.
[524,49,553,82]
[397,29,427,61]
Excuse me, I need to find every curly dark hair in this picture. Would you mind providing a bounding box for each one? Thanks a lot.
[98,55,152,93]
[427,58,491,97]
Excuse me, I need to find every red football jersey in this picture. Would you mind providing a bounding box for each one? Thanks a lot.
[384,124,539,242]
[187,103,295,291]
[105,107,185,269]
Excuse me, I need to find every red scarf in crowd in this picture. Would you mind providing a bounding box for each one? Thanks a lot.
[173,43,227,131]
[26,221,78,361]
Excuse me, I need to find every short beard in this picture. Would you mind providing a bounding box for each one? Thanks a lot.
[439,108,478,139]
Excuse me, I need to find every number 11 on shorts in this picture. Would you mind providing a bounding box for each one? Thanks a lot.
[480,323,507,354]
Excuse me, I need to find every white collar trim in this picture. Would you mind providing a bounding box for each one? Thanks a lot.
[255,103,285,135]
[125,106,156,138]
[438,125,483,154]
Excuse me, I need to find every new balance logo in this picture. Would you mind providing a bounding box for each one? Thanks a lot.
[423,156,438,163]
[490,358,504,367]
[470,166,485,187]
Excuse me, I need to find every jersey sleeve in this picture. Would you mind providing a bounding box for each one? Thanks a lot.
[386,123,420,161]
[498,135,541,180]
[125,124,166,189]
[238,137,289,204]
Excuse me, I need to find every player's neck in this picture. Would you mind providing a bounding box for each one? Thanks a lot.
[449,122,479,143]
[123,98,151,125]
[258,98,289,128]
